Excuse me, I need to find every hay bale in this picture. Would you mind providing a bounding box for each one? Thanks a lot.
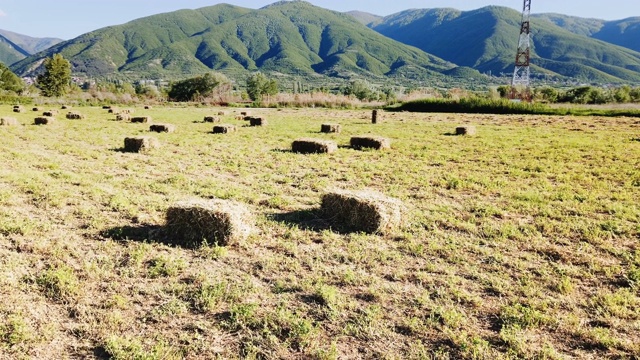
[123,136,159,153]
[32,107,41,112]
[165,198,255,247]
[235,115,244,121]
[321,189,407,234]
[218,111,227,116]
[131,116,152,123]
[13,106,25,113]
[321,124,341,133]
[213,124,237,134]
[144,105,153,110]
[66,112,85,120]
[249,117,267,127]
[43,110,58,117]
[108,108,119,114]
[350,136,391,150]
[372,110,379,124]
[102,105,112,109]
[34,117,55,125]
[0,117,19,126]
[116,114,131,121]
[121,109,133,114]
[292,138,337,154]
[61,105,71,109]
[149,124,176,133]
[204,116,221,123]
[456,126,477,136]
[240,111,250,116]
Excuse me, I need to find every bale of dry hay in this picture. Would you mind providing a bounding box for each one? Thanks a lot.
[240,111,250,116]
[249,117,267,126]
[66,112,85,120]
[123,136,159,153]
[61,105,71,109]
[321,189,407,234]
[372,109,379,124]
[144,106,152,110]
[131,116,152,123]
[292,138,337,154]
[13,106,24,113]
[204,116,221,123]
[350,136,391,150]
[43,110,59,117]
[108,108,119,114]
[165,198,255,247]
[218,111,227,116]
[34,117,55,125]
[456,126,477,136]
[116,114,131,121]
[149,124,176,133]
[0,117,19,126]
[213,124,237,134]
[121,109,134,114]
[235,115,244,120]
[32,107,41,112]
[321,124,341,133]
[102,106,112,110]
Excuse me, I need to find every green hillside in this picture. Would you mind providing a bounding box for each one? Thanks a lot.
[346,11,382,26]
[371,6,640,83]
[0,35,28,66]
[0,30,62,66]
[11,1,453,81]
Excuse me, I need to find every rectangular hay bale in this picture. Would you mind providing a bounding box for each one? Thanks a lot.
[34,117,55,125]
[66,112,85,120]
[321,124,342,133]
[213,124,237,134]
[123,136,159,153]
[249,117,267,126]
[0,117,19,126]
[350,136,391,150]
[321,189,407,234]
[165,199,255,247]
[13,106,25,113]
[131,116,152,123]
[149,124,176,133]
[292,138,337,154]
[43,110,58,117]
[116,114,131,121]
[456,126,477,136]
[204,116,221,123]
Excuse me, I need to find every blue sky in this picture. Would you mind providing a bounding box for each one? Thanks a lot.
[0,0,638,39]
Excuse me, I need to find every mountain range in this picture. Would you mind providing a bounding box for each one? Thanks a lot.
[0,29,62,66]
[4,1,640,84]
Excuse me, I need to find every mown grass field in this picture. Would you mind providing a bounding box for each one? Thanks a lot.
[0,104,639,359]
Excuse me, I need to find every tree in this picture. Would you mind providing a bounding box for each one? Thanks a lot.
[246,73,278,102]
[37,54,72,97]
[168,73,230,102]
[0,63,24,93]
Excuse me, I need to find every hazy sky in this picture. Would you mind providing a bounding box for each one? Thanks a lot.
[0,0,638,39]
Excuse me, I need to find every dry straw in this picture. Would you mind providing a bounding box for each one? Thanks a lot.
[66,112,85,120]
[13,106,24,113]
[456,126,477,136]
[204,116,221,123]
[131,116,152,123]
[350,136,391,150]
[124,136,159,153]
[165,198,255,247]
[213,124,237,134]
[34,117,55,125]
[292,138,337,154]
[43,110,58,117]
[235,115,244,120]
[149,124,176,133]
[321,124,342,133]
[321,189,407,234]
[0,117,18,126]
[116,114,131,121]
[218,111,227,116]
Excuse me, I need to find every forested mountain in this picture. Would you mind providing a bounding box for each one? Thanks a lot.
[0,29,62,66]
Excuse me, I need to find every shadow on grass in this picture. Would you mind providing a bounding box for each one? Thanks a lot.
[268,208,331,232]
[100,224,165,243]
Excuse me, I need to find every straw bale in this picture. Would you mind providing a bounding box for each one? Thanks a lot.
[61,105,71,109]
[456,126,477,136]
[66,112,85,120]
[123,136,159,153]
[116,114,131,121]
[249,117,267,126]
[350,136,391,150]
[43,110,58,117]
[218,111,227,116]
[102,106,112,109]
[13,106,24,113]
[0,117,18,126]
[131,116,152,123]
[321,189,407,234]
[235,115,244,120]
[32,107,41,112]
[321,124,341,133]
[34,117,55,125]
[149,124,176,133]
[165,198,255,247]
[240,111,251,116]
[144,106,153,109]
[372,109,379,124]
[204,116,221,123]
[213,124,237,134]
[121,109,134,114]
[108,108,119,114]
[292,138,337,154]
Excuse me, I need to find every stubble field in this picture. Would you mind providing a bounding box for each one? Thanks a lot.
[0,104,639,359]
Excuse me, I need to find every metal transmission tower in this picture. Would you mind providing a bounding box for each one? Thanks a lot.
[512,0,532,87]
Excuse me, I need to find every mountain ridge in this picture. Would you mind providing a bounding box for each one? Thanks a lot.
[0,29,63,66]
